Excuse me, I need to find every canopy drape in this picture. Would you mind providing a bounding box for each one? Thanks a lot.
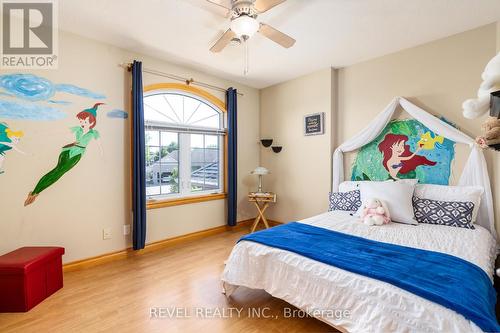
[332,97,495,238]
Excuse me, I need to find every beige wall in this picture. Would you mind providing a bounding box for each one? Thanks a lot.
[260,68,335,222]
[0,31,260,263]
[260,24,500,232]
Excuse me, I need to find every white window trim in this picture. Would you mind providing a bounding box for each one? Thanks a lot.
[144,90,225,202]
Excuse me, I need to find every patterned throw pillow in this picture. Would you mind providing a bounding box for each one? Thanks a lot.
[328,190,362,212]
[412,196,475,229]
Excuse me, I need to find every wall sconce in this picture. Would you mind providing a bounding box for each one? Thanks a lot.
[260,139,282,153]
[260,139,273,147]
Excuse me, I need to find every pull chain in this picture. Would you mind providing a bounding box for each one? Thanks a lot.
[244,38,249,75]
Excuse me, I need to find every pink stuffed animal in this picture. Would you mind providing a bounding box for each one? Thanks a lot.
[360,198,391,226]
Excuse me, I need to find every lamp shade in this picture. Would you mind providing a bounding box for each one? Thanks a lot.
[251,166,269,175]
[230,15,259,38]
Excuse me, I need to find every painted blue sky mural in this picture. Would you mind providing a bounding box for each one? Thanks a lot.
[106,109,128,119]
[0,100,65,121]
[0,74,106,121]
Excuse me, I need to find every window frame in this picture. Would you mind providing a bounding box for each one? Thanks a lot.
[141,83,228,210]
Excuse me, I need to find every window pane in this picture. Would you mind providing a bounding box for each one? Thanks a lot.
[144,94,178,123]
[160,164,179,195]
[159,132,179,195]
[183,96,201,124]
[205,135,219,163]
[191,134,203,149]
[146,145,161,197]
[160,132,178,161]
[165,94,183,123]
[144,92,222,129]
[188,104,219,128]
[145,130,159,146]
[190,134,220,192]
[146,146,160,164]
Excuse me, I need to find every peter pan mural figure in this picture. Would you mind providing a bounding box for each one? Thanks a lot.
[24,103,104,206]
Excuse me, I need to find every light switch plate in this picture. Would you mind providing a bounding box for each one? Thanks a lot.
[102,228,112,240]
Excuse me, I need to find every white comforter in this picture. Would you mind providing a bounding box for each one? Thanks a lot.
[221,211,497,333]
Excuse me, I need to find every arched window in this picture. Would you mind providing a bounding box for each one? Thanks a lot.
[143,84,226,201]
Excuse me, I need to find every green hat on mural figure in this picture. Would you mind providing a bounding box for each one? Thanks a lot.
[85,103,105,117]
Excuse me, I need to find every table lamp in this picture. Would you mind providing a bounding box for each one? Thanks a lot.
[251,167,269,193]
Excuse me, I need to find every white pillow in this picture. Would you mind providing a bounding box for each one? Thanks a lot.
[414,184,483,224]
[339,179,418,192]
[357,181,417,225]
[339,181,364,192]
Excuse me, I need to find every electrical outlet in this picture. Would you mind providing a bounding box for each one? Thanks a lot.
[102,228,112,240]
[123,224,130,235]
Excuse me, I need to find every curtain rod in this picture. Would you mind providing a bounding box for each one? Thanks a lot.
[119,63,244,96]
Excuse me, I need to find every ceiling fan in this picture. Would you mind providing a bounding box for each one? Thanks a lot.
[207,0,296,52]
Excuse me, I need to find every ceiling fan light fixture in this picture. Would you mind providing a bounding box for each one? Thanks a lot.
[230,15,259,38]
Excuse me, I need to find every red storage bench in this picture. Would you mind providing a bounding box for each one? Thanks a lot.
[0,247,65,312]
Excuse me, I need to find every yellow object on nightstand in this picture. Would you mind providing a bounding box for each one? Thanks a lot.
[248,192,276,233]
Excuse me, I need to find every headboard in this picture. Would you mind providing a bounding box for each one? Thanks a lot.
[351,118,456,185]
[332,97,496,238]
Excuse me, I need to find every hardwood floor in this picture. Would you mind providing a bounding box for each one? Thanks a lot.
[0,228,337,333]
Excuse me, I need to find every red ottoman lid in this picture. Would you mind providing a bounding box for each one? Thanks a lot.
[0,247,65,275]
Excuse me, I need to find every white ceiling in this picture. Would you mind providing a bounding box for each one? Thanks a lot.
[59,0,500,89]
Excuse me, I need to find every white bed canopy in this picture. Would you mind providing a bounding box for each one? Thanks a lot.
[332,97,496,238]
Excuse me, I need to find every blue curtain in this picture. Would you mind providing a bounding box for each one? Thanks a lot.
[132,60,147,250]
[226,88,238,226]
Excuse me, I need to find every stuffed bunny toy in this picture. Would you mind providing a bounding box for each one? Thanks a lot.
[360,198,391,226]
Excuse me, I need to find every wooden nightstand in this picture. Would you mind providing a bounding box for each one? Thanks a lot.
[248,192,276,233]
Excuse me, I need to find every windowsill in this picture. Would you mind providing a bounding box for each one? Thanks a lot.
[146,192,227,210]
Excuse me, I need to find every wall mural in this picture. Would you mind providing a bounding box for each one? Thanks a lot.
[0,73,105,121]
[0,122,26,174]
[0,72,131,205]
[107,109,128,119]
[351,119,456,185]
[0,73,127,205]
[24,103,104,206]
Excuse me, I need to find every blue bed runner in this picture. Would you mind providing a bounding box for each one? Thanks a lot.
[239,222,500,332]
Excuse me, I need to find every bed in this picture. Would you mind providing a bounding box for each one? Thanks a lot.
[222,210,497,332]
[221,98,499,332]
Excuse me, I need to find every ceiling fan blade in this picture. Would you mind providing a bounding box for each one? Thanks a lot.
[254,0,286,13]
[206,0,232,10]
[210,29,236,53]
[258,23,295,48]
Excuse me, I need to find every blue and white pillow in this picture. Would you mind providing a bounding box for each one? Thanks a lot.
[412,196,475,229]
[328,190,362,212]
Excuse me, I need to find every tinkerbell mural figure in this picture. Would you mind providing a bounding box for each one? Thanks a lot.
[0,123,26,174]
[24,103,104,206]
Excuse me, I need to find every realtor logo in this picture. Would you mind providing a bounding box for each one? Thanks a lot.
[1,0,58,68]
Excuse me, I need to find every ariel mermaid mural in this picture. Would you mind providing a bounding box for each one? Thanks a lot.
[378,133,436,180]
[24,103,103,206]
[351,119,456,185]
